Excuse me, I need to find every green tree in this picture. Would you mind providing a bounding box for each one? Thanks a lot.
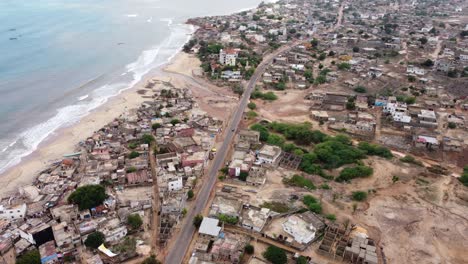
[448,122,456,129]
[251,124,270,141]
[193,214,203,228]
[247,102,257,110]
[170,119,180,126]
[141,255,162,264]
[127,214,143,230]
[336,166,373,182]
[263,246,287,264]
[152,123,161,130]
[245,244,255,254]
[85,231,105,249]
[68,185,107,210]
[141,134,155,145]
[458,166,468,187]
[17,249,40,264]
[352,191,368,201]
[325,214,336,221]
[296,256,308,264]
[239,171,249,181]
[128,151,140,159]
[337,62,351,70]
[353,86,367,93]
[187,189,194,199]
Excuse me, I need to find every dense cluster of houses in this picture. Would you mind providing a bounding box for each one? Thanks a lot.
[0,84,223,263]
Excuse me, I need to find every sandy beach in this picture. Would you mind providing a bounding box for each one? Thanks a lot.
[0,52,237,198]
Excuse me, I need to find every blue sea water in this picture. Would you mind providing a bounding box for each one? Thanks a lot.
[0,0,265,173]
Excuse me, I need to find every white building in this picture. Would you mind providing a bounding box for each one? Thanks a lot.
[168,177,183,192]
[406,65,426,76]
[257,145,282,165]
[282,215,317,244]
[219,49,238,66]
[0,204,27,220]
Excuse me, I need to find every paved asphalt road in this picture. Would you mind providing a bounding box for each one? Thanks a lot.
[164,43,299,264]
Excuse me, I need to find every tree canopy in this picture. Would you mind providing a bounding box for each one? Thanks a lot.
[263,246,287,264]
[84,231,105,249]
[17,249,40,264]
[127,214,143,230]
[68,184,107,210]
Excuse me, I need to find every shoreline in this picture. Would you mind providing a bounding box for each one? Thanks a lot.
[0,53,186,198]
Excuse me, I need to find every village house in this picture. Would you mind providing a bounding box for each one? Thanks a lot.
[219,49,238,66]
[256,145,282,166]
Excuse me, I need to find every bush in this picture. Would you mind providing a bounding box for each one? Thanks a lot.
[187,189,194,199]
[245,244,255,254]
[170,119,180,125]
[68,185,107,210]
[193,214,203,228]
[400,155,423,166]
[314,136,366,169]
[217,213,238,224]
[266,134,286,147]
[458,166,468,187]
[448,122,456,129]
[251,124,270,141]
[336,166,373,182]
[126,166,137,173]
[357,142,393,159]
[141,134,155,145]
[141,255,162,264]
[325,214,336,221]
[337,62,351,70]
[247,102,257,110]
[239,171,249,181]
[261,201,291,213]
[152,123,161,130]
[303,195,322,214]
[353,86,367,93]
[247,111,258,119]
[263,246,287,264]
[320,183,331,190]
[17,249,40,264]
[128,142,138,149]
[352,191,368,201]
[85,231,105,249]
[128,151,140,159]
[127,214,143,230]
[251,90,278,101]
[284,175,316,190]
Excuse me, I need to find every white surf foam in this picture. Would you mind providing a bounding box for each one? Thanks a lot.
[126,14,138,18]
[77,94,89,101]
[0,22,195,175]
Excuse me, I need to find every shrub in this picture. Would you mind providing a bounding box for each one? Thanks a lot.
[85,231,105,249]
[303,195,322,214]
[399,155,423,166]
[352,191,368,201]
[127,214,143,230]
[284,175,316,190]
[141,255,162,264]
[325,214,336,221]
[251,124,270,141]
[266,134,286,147]
[239,171,249,181]
[337,62,351,70]
[17,249,40,264]
[320,183,331,190]
[458,166,468,187]
[357,142,393,159]
[247,111,258,119]
[187,189,194,199]
[353,86,367,93]
[141,134,155,145]
[217,214,238,224]
[128,142,138,149]
[126,166,137,173]
[336,166,373,182]
[247,102,257,110]
[68,185,107,210]
[152,123,161,130]
[448,122,456,129]
[128,151,140,159]
[170,119,180,125]
[263,246,287,264]
[245,244,255,254]
[193,214,203,228]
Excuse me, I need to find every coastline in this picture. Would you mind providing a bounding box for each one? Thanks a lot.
[0,52,189,199]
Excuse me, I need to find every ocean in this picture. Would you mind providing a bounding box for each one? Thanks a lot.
[0,0,267,173]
